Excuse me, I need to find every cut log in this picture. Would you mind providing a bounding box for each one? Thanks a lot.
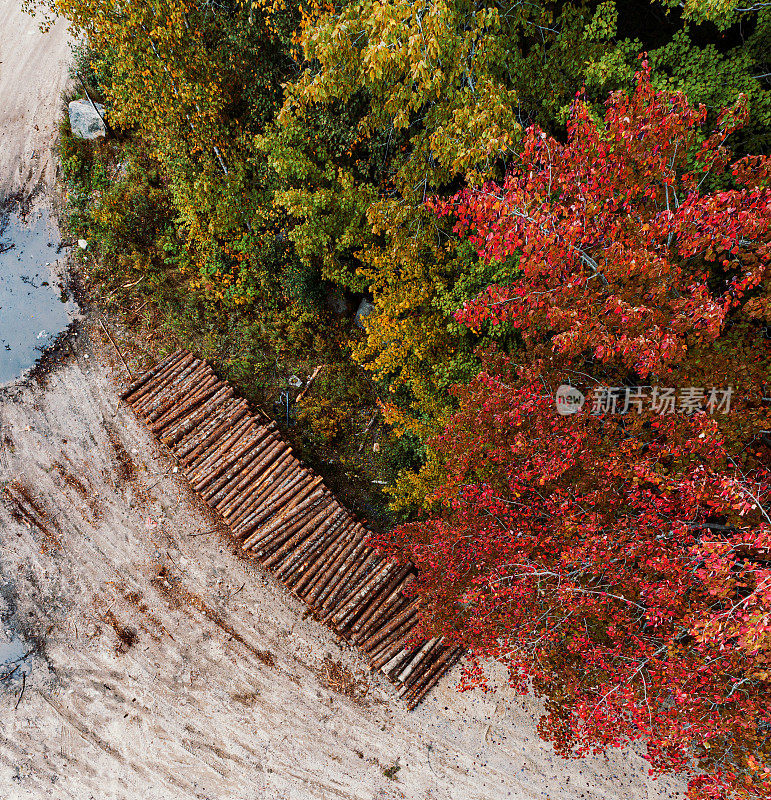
[121,348,184,400]
[124,351,461,707]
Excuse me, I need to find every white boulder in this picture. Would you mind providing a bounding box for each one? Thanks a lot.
[68,99,107,140]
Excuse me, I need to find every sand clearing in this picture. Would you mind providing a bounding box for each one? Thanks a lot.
[0,332,686,800]
[0,0,71,201]
[0,3,687,797]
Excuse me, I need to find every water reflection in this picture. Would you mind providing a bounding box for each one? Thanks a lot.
[0,204,77,385]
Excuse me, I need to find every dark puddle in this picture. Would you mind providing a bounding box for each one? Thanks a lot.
[0,582,38,682]
[0,633,33,678]
[0,202,77,386]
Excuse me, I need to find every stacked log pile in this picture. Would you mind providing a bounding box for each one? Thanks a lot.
[121,349,462,708]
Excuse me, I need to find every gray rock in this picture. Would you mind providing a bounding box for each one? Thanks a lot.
[68,99,107,140]
[354,298,375,329]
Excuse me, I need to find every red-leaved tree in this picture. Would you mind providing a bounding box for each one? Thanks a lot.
[430,63,771,379]
[375,65,771,799]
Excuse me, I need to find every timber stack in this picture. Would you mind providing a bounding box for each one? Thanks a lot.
[121,349,462,709]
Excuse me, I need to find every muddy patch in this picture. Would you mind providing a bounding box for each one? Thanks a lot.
[0,201,77,386]
[103,610,139,654]
[106,424,136,482]
[0,580,42,686]
[0,632,31,673]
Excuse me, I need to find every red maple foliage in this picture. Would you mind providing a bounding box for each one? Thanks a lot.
[382,368,771,798]
[430,63,771,379]
[376,66,771,798]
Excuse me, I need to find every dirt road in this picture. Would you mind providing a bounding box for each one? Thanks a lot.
[0,3,687,798]
[0,0,71,201]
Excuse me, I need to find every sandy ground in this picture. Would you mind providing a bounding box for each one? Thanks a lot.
[0,0,71,201]
[0,3,688,799]
[0,334,687,800]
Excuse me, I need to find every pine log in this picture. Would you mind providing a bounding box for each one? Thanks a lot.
[359,599,422,653]
[223,445,293,523]
[275,509,349,582]
[368,622,421,671]
[329,560,397,630]
[366,614,421,664]
[191,418,259,490]
[156,381,225,442]
[346,576,411,642]
[171,386,234,438]
[351,568,413,637]
[144,362,211,423]
[195,419,270,486]
[228,452,298,529]
[121,348,184,400]
[302,526,366,604]
[236,471,314,542]
[196,429,263,497]
[291,521,359,595]
[149,375,219,432]
[399,640,451,691]
[257,495,329,564]
[178,400,245,467]
[320,549,381,617]
[383,643,421,681]
[163,399,232,452]
[310,538,369,609]
[239,479,322,551]
[263,501,337,571]
[176,400,245,464]
[395,637,442,685]
[148,378,224,436]
[214,433,283,511]
[125,351,453,706]
[124,351,192,406]
[130,353,197,413]
[188,410,255,477]
[291,519,360,595]
[230,461,300,533]
[180,403,251,465]
[173,398,243,461]
[244,479,326,551]
[358,597,415,648]
[204,440,279,508]
[258,498,335,568]
[404,648,463,710]
[206,428,278,498]
[138,360,207,416]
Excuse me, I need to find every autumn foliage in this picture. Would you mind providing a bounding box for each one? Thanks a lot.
[432,65,770,378]
[42,0,771,792]
[373,67,771,798]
